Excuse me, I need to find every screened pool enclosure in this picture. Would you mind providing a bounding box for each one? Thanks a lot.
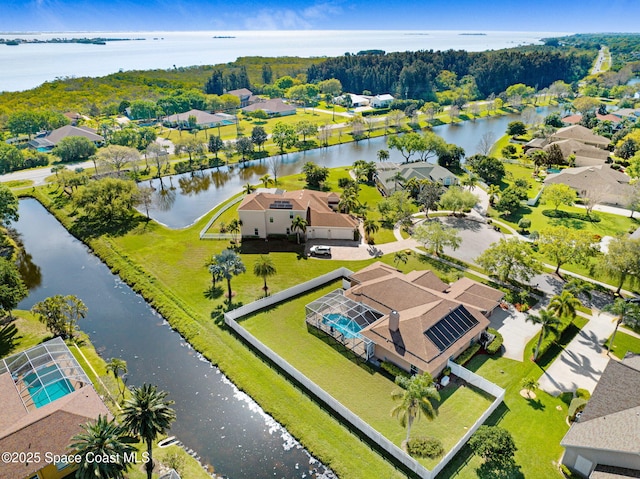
[305,289,383,360]
[0,337,90,410]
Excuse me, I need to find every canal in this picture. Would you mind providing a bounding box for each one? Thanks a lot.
[146,105,558,228]
[15,198,335,479]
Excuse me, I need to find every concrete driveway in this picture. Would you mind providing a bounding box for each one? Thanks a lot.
[538,312,614,395]
[437,216,505,265]
[488,308,541,361]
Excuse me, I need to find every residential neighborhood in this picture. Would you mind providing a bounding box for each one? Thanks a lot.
[2,25,640,479]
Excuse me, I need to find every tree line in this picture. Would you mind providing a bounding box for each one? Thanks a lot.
[306,47,595,100]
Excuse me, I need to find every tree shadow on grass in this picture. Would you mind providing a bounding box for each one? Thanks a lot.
[525,397,546,411]
[0,322,21,358]
[204,286,224,300]
[70,214,146,238]
[477,459,524,479]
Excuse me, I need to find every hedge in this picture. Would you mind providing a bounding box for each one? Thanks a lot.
[542,209,601,223]
[380,361,411,380]
[407,436,444,459]
[455,343,481,365]
[485,328,503,355]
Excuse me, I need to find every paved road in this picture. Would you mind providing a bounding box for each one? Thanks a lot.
[538,312,614,395]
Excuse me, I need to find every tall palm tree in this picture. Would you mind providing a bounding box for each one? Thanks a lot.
[603,299,640,355]
[386,172,406,194]
[526,309,561,361]
[69,415,136,479]
[253,255,276,295]
[391,373,440,444]
[106,357,128,403]
[461,173,479,191]
[259,174,273,188]
[563,278,592,303]
[363,217,379,242]
[487,185,500,206]
[377,149,390,163]
[211,249,246,301]
[548,290,581,321]
[338,188,360,214]
[291,215,308,244]
[243,183,256,195]
[393,251,408,268]
[121,384,176,479]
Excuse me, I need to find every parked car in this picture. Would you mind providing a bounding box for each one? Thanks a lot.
[309,245,331,256]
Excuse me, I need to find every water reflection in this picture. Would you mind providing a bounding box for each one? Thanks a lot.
[13,237,42,290]
[143,105,558,228]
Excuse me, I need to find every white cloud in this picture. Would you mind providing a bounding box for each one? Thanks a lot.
[244,1,343,30]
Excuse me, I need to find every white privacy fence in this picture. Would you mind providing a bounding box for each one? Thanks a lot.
[224,268,506,479]
[199,196,244,239]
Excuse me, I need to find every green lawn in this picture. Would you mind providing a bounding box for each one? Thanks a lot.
[606,331,640,359]
[241,281,493,470]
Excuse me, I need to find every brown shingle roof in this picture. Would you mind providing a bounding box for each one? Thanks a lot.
[406,270,449,292]
[551,125,610,146]
[345,276,441,314]
[45,125,104,145]
[348,262,398,285]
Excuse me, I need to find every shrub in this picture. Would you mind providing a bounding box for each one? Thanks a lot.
[542,209,601,222]
[455,343,481,365]
[517,218,531,233]
[561,464,582,479]
[338,177,355,188]
[568,397,588,420]
[575,388,591,400]
[407,436,444,459]
[485,328,503,355]
[380,361,410,380]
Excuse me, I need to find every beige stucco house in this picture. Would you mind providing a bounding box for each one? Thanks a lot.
[237,189,359,240]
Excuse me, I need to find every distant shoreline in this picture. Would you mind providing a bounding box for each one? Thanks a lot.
[0,37,144,46]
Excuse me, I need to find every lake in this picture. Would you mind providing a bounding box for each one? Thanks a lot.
[0,30,566,92]
[146,105,558,228]
[15,198,335,479]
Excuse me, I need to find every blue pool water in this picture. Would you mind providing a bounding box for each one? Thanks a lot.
[322,314,363,339]
[24,365,74,408]
[547,168,562,174]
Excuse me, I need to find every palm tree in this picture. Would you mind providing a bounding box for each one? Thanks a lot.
[526,309,561,361]
[563,278,592,303]
[461,173,479,191]
[521,378,539,399]
[227,218,241,244]
[211,249,246,301]
[338,188,360,214]
[377,149,390,163]
[106,358,128,403]
[487,184,500,207]
[603,299,640,355]
[259,174,273,188]
[363,217,379,243]
[253,255,276,295]
[386,172,406,193]
[390,373,440,444]
[291,215,308,244]
[69,415,136,479]
[548,290,581,321]
[394,251,408,268]
[121,384,176,479]
[243,183,256,195]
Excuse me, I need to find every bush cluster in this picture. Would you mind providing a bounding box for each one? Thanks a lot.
[575,388,591,400]
[485,328,503,355]
[455,343,481,365]
[542,209,601,222]
[406,436,444,459]
[380,361,410,380]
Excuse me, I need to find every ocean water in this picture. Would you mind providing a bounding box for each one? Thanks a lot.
[0,29,567,92]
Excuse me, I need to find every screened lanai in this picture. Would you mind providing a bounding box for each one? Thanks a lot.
[305,289,383,359]
[0,337,90,411]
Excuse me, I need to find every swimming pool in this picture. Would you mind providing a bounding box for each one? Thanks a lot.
[23,365,74,408]
[322,313,363,339]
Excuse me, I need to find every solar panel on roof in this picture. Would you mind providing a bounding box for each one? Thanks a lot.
[424,306,479,352]
[269,200,293,209]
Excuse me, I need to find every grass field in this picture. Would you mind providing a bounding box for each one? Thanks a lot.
[606,330,640,359]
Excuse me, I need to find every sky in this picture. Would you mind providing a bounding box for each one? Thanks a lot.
[0,0,639,33]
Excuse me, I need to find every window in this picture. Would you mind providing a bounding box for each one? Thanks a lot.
[286,228,290,234]
[289,212,294,219]
[254,228,259,236]
[410,364,419,375]
[269,217,274,223]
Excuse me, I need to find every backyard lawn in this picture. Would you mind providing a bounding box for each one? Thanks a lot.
[240,281,494,470]
[606,331,640,360]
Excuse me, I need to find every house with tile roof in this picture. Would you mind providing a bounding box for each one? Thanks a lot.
[544,165,633,207]
[238,189,359,240]
[242,98,296,117]
[163,109,235,129]
[551,125,611,149]
[227,88,259,107]
[525,139,610,168]
[306,262,504,376]
[0,337,110,479]
[560,354,640,478]
[27,125,104,152]
[376,161,458,195]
